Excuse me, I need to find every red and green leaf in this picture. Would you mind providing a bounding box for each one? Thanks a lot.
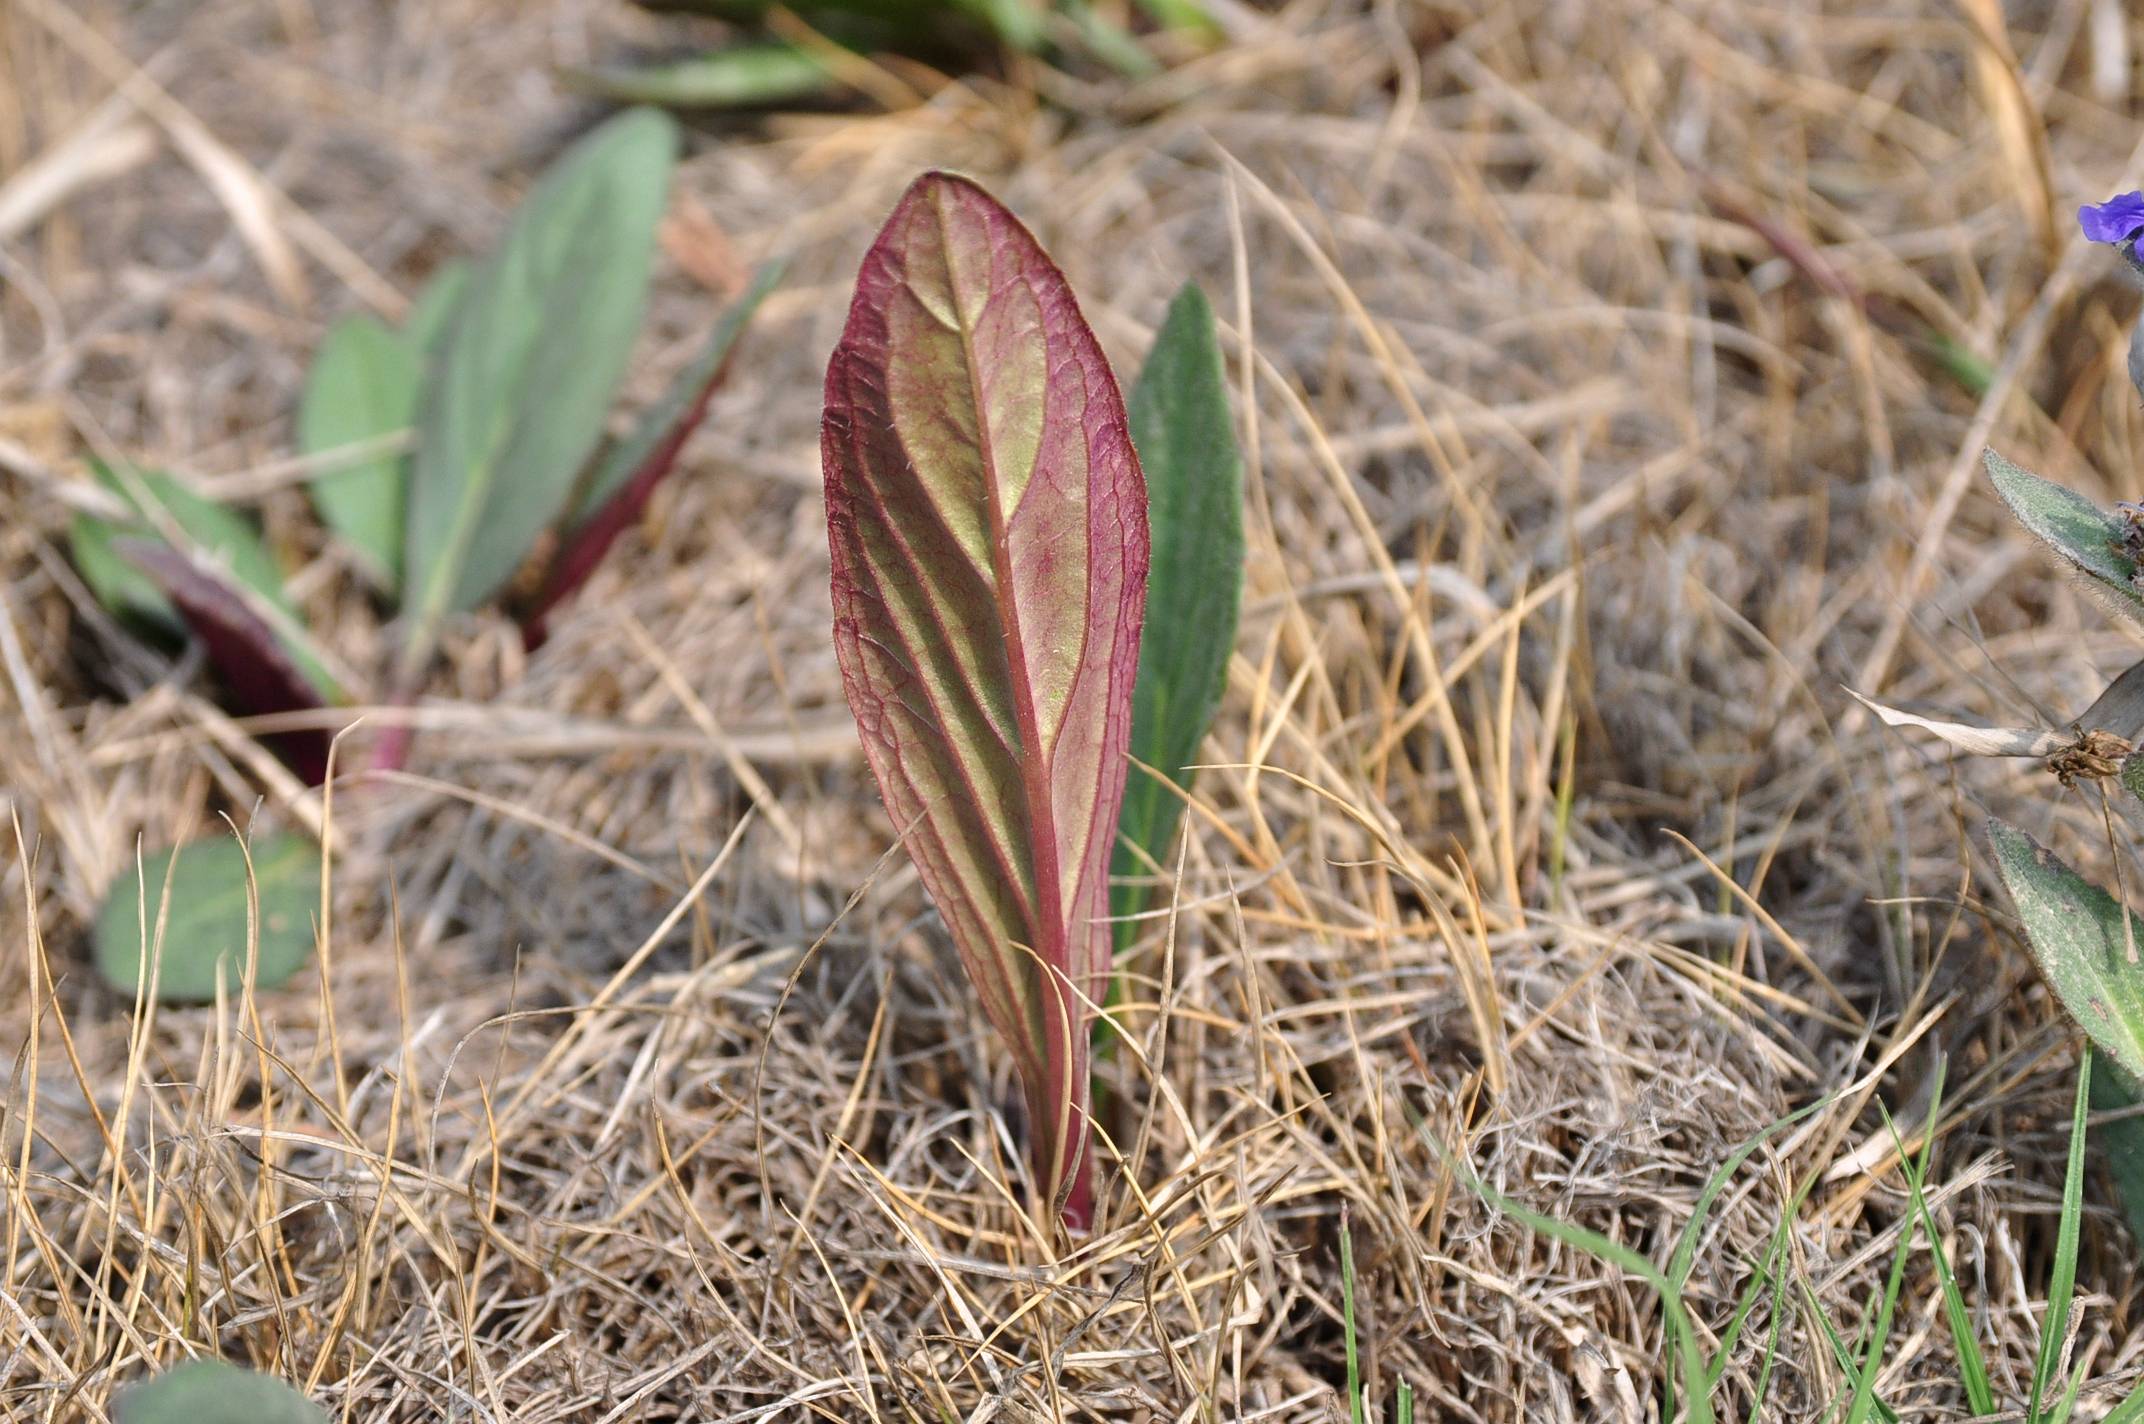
[822,172,1149,1229]
[117,540,337,784]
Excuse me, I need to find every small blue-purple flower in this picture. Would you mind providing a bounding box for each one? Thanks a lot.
[2080,191,2144,245]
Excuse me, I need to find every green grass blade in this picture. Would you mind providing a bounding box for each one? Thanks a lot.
[565,41,837,108]
[1884,1081,1995,1417]
[1341,1208,1364,1424]
[1111,281,1242,953]
[1420,1121,1711,1424]
[2032,1053,2092,1421]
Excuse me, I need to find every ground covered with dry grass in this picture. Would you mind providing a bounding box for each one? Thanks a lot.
[7,0,2144,1419]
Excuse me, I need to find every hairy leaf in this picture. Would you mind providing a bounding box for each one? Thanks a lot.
[70,461,286,633]
[96,831,320,1003]
[118,541,336,783]
[524,261,783,641]
[1986,448,2144,622]
[567,43,835,108]
[1111,282,1241,952]
[403,107,677,656]
[116,1361,326,1424]
[823,172,1148,1227]
[1987,819,2144,1083]
[300,313,416,590]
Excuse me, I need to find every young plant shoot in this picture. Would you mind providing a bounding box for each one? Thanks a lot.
[822,172,1150,1229]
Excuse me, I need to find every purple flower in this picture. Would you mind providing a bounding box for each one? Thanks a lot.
[2080,191,2144,244]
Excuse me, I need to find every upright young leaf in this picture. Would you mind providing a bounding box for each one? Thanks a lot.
[1111,281,1241,953]
[1986,449,2144,622]
[403,107,678,660]
[823,172,1149,1227]
[523,261,784,643]
[1987,819,2144,1082]
[300,313,416,591]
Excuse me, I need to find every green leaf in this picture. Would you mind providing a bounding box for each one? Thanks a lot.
[95,832,320,1003]
[403,106,677,656]
[119,542,337,782]
[116,1360,326,1424]
[300,314,416,591]
[1986,819,2144,1083]
[2089,1048,2144,1243]
[1986,448,2144,621]
[1111,282,1242,953]
[568,261,783,525]
[523,261,784,641]
[2121,749,2144,807]
[823,173,1150,1228]
[70,462,287,633]
[566,42,837,108]
[406,259,472,354]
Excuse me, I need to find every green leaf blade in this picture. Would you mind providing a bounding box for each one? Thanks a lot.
[404,106,678,646]
[1111,281,1241,952]
[95,832,321,1003]
[822,172,1150,1227]
[300,313,416,591]
[70,462,288,632]
[1986,448,2144,620]
[566,42,836,108]
[1987,819,2144,1082]
[116,1361,326,1424]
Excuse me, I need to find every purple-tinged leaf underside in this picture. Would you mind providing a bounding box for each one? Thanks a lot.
[822,172,1149,1228]
[118,540,335,785]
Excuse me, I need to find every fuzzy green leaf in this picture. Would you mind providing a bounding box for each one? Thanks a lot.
[116,1361,326,1424]
[1111,282,1241,952]
[1987,819,2144,1083]
[403,107,677,652]
[1985,449,2144,620]
[70,462,286,633]
[96,832,320,1003]
[823,173,1149,1227]
[300,314,416,591]
[567,42,836,108]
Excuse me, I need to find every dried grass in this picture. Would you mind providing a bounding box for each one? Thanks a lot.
[5,0,2144,1418]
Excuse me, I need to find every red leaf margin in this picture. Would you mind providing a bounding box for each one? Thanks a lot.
[822,172,1150,1230]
